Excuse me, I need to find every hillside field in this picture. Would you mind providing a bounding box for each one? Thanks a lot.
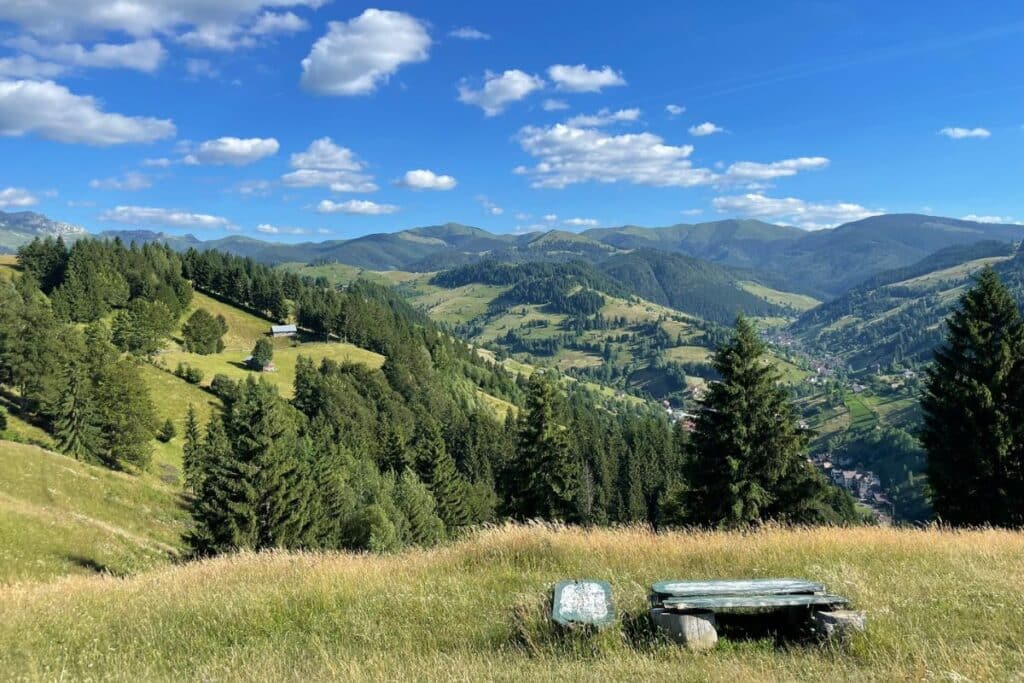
[1,524,1022,680]
[0,441,185,583]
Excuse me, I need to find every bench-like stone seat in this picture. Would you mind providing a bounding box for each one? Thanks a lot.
[652,578,825,599]
[661,592,848,611]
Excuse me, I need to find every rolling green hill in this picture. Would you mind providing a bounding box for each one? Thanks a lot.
[792,241,1021,370]
[0,440,185,583]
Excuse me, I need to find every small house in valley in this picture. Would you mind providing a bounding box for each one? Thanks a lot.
[271,324,297,338]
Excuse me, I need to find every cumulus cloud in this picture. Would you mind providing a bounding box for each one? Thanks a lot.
[689,121,724,136]
[516,122,712,189]
[184,137,279,165]
[89,172,152,190]
[236,179,273,196]
[477,196,503,215]
[961,214,1022,225]
[7,36,165,73]
[543,213,557,222]
[547,64,626,92]
[565,107,640,127]
[317,199,397,215]
[256,223,311,235]
[458,69,545,116]
[100,205,233,229]
[301,9,431,96]
[712,193,880,230]
[0,55,67,78]
[282,137,378,192]
[0,1,325,50]
[542,98,569,111]
[723,157,829,182]
[940,127,990,139]
[449,27,490,40]
[249,11,308,36]
[0,79,175,145]
[398,169,457,191]
[564,217,598,227]
[0,187,38,208]
[666,104,685,117]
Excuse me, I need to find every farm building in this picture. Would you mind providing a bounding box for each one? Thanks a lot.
[270,324,297,338]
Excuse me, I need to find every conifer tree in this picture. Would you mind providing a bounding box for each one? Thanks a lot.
[922,267,1024,526]
[187,416,239,555]
[52,361,100,461]
[685,316,830,527]
[250,337,273,370]
[514,373,580,521]
[414,419,471,531]
[182,404,202,493]
[395,470,446,546]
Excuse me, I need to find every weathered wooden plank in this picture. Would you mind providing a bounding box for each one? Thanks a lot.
[662,593,848,611]
[551,579,615,627]
[652,578,825,598]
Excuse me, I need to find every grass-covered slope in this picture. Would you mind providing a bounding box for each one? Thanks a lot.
[0,441,186,583]
[1,524,1022,680]
[792,241,1019,369]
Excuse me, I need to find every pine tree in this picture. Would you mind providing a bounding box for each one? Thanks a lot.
[685,316,830,527]
[514,373,579,521]
[157,418,176,443]
[414,419,471,531]
[52,361,100,461]
[395,470,445,546]
[922,267,1024,526]
[250,337,273,370]
[187,416,240,555]
[182,404,202,493]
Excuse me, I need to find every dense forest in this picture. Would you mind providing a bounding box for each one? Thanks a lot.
[0,237,863,558]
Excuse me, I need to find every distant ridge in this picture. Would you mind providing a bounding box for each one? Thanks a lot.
[0,209,86,252]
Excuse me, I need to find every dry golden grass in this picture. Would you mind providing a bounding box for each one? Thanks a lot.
[2,523,1023,681]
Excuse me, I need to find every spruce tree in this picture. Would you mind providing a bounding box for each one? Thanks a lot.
[514,373,579,521]
[52,361,100,461]
[187,416,240,555]
[413,419,471,531]
[686,316,829,527]
[922,268,1024,526]
[182,404,202,493]
[395,470,446,546]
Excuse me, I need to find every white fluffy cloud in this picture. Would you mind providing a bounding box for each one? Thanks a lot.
[0,79,175,145]
[516,123,712,189]
[317,199,397,215]
[398,169,457,191]
[184,137,279,165]
[689,121,724,136]
[0,1,324,50]
[8,36,165,73]
[185,59,218,79]
[477,196,503,215]
[712,193,880,230]
[89,172,152,190]
[0,187,38,209]
[940,127,990,139]
[301,9,431,96]
[256,223,311,235]
[449,27,490,40]
[666,104,685,117]
[458,69,545,116]
[282,137,378,192]
[723,157,829,182]
[250,11,308,36]
[547,64,626,93]
[566,107,640,127]
[100,205,233,229]
[564,217,598,227]
[542,98,569,111]
[961,214,1022,225]
[0,55,65,78]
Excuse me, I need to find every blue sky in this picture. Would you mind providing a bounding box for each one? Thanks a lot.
[0,1,1021,242]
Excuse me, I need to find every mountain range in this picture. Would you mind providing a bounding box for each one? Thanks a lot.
[0,210,86,252]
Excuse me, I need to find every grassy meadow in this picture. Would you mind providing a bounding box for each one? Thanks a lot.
[0,441,185,584]
[1,523,1023,680]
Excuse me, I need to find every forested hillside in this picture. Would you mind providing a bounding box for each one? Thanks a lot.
[792,241,1021,369]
